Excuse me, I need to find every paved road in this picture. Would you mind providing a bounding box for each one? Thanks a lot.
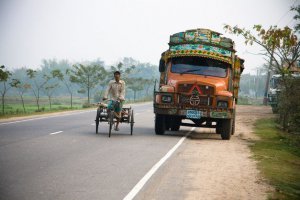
[0,103,193,200]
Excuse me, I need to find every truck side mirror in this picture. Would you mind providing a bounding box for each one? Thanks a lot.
[159,59,165,72]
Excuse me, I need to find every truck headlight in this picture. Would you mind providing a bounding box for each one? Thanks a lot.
[162,95,172,103]
[217,101,228,108]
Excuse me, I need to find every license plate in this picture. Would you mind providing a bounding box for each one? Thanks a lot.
[186,110,201,119]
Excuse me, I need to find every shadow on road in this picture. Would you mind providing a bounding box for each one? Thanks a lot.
[187,128,221,140]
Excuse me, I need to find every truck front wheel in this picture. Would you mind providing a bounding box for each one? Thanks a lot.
[216,125,222,134]
[165,117,171,131]
[171,118,181,131]
[220,119,232,140]
[155,114,165,135]
[231,117,235,135]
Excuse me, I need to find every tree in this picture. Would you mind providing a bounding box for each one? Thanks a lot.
[26,69,50,111]
[0,65,12,114]
[127,77,144,101]
[144,78,156,96]
[44,83,59,110]
[292,5,300,32]
[96,69,109,100]
[11,79,31,112]
[223,25,299,76]
[43,71,62,110]
[70,64,105,104]
[224,6,300,131]
[52,69,75,108]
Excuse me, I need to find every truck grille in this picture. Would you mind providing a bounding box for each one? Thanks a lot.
[179,94,213,106]
[178,84,214,95]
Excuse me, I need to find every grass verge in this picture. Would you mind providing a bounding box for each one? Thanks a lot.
[0,99,152,120]
[251,118,300,200]
[0,104,87,119]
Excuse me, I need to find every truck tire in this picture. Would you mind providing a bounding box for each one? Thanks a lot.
[231,117,235,135]
[171,118,181,131]
[165,117,171,131]
[171,124,180,131]
[216,124,222,134]
[155,114,165,135]
[220,119,232,140]
[231,108,236,135]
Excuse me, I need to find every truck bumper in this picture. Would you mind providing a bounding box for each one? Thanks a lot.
[153,104,233,119]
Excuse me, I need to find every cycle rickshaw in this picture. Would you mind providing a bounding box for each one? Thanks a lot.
[95,100,134,137]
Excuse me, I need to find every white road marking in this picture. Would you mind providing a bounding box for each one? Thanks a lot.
[91,123,95,126]
[49,131,63,135]
[0,110,94,125]
[123,127,196,200]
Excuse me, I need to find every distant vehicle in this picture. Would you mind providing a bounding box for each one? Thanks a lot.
[268,74,281,113]
[153,28,244,140]
[268,73,300,113]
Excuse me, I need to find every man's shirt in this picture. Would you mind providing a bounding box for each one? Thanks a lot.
[104,80,126,101]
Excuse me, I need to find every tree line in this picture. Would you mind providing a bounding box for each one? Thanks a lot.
[224,5,300,133]
[239,70,267,99]
[0,57,159,115]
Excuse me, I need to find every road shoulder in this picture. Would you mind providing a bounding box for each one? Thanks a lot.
[136,105,273,200]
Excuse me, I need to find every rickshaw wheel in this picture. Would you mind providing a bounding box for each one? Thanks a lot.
[108,111,114,137]
[96,108,101,134]
[130,109,134,135]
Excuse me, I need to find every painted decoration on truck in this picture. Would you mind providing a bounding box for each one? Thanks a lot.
[232,57,243,98]
[185,31,197,41]
[169,28,234,49]
[170,44,231,57]
[168,44,232,64]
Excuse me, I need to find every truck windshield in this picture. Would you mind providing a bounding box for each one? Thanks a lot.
[270,77,281,89]
[171,56,230,77]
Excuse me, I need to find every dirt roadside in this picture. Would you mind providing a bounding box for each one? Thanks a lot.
[137,105,274,200]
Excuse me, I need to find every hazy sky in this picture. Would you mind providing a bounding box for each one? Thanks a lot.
[0,0,298,73]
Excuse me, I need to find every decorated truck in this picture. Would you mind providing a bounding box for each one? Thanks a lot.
[153,28,244,140]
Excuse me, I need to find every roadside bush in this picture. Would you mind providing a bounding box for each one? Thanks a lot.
[278,78,300,134]
[35,107,45,112]
[82,102,91,108]
[58,106,69,110]
[15,108,23,114]
[4,105,13,109]
[52,101,62,105]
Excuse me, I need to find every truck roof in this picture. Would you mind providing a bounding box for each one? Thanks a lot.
[165,28,237,64]
[169,28,235,52]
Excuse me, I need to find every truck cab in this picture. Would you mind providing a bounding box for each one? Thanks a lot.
[153,28,244,140]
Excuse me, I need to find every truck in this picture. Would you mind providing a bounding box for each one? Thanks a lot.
[153,28,244,140]
[268,72,300,113]
[268,74,281,113]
